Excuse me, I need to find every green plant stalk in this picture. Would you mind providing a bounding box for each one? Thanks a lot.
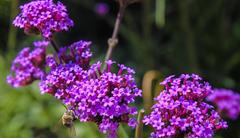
[155,0,165,28]
[135,109,145,138]
[7,0,19,53]
[142,70,160,113]
[50,38,60,53]
[118,124,129,138]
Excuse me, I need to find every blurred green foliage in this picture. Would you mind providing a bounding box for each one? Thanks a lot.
[0,0,240,137]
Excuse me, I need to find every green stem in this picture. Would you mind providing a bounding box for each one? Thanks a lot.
[7,0,19,53]
[117,124,129,138]
[142,70,160,113]
[50,37,60,53]
[155,0,165,28]
[135,109,145,138]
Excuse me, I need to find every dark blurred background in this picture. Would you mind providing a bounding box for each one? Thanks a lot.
[0,0,239,138]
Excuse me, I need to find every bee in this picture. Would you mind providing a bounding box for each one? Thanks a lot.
[54,107,77,138]
[62,110,75,128]
[24,26,40,36]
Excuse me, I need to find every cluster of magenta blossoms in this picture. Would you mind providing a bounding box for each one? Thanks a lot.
[39,40,142,138]
[207,89,240,120]
[8,40,141,138]
[39,40,92,95]
[72,61,142,138]
[143,74,227,138]
[7,40,49,87]
[13,0,74,39]
[9,0,142,137]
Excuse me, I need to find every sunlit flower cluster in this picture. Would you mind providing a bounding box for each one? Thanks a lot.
[13,0,74,38]
[70,61,142,138]
[143,74,227,138]
[38,40,141,138]
[39,40,92,96]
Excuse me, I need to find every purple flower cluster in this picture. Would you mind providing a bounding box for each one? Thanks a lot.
[72,61,142,138]
[7,40,49,87]
[39,40,92,95]
[4,0,184,137]
[39,40,141,138]
[143,74,227,138]
[58,40,92,69]
[207,88,240,120]
[39,61,87,95]
[13,0,74,39]
[7,38,141,137]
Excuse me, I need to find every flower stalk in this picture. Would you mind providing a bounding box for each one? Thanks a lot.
[50,38,60,53]
[142,70,160,113]
[135,109,145,138]
[7,0,19,53]
[104,5,126,62]
[117,124,129,138]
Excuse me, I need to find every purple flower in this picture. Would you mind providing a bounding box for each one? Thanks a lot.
[207,88,240,120]
[39,40,92,95]
[13,0,74,39]
[40,58,141,138]
[39,62,88,95]
[69,60,141,138]
[143,74,227,138]
[33,40,50,47]
[58,40,92,69]
[7,40,49,87]
[95,3,109,16]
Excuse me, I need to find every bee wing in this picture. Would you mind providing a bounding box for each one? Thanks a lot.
[68,125,77,138]
[53,118,63,133]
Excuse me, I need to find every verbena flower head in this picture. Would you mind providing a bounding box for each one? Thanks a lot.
[69,60,142,138]
[58,40,92,69]
[40,57,141,138]
[13,0,74,39]
[207,88,240,120]
[39,61,88,95]
[7,40,49,87]
[39,40,92,95]
[143,74,227,138]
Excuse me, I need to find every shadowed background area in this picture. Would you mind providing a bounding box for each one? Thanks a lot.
[0,0,239,138]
